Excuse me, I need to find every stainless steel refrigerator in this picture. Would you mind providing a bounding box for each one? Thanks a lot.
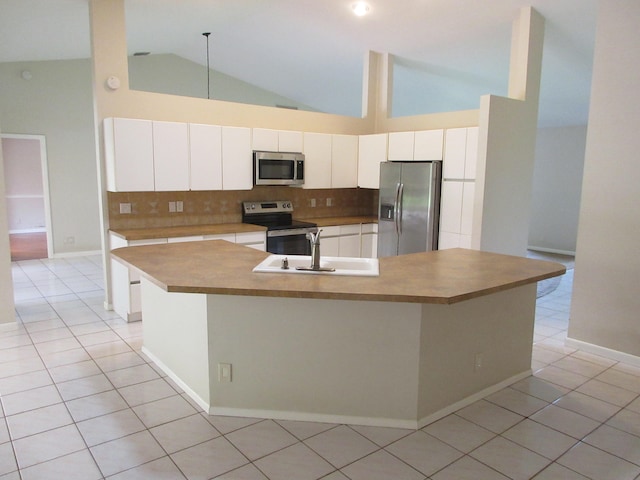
[378,161,442,257]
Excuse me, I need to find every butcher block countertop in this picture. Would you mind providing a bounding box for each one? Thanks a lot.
[111,241,565,305]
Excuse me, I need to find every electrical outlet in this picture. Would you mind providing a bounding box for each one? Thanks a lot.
[119,203,132,214]
[169,201,176,213]
[63,236,75,245]
[474,353,483,371]
[176,201,184,212]
[218,363,232,382]
[310,198,316,208]
[326,198,332,207]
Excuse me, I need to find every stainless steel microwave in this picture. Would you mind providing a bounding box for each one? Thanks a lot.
[253,151,305,186]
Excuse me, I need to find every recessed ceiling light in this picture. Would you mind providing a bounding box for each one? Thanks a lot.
[352,1,371,16]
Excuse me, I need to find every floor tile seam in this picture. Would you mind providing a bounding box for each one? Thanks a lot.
[273,419,341,443]
[593,366,640,396]
[482,394,550,419]
[343,442,435,479]
[563,438,640,472]
[466,445,552,480]
[581,431,640,467]
[547,360,609,380]
[12,424,90,472]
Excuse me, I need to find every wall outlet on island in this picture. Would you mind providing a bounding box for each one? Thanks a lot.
[474,353,483,372]
[218,363,232,382]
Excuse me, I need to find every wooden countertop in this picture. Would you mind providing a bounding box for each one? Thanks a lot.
[308,216,378,227]
[109,223,266,241]
[111,241,565,305]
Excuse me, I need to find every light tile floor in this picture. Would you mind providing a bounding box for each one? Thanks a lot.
[2,256,640,479]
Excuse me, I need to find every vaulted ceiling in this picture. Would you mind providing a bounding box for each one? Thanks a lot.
[0,0,598,127]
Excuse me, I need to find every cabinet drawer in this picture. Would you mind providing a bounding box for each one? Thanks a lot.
[340,224,361,236]
[236,232,265,244]
[203,233,236,242]
[167,235,205,243]
[320,226,341,237]
[361,223,378,234]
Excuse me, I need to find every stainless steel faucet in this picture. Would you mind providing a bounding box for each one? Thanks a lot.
[308,230,322,270]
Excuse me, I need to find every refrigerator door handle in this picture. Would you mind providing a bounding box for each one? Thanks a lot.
[397,182,404,235]
[394,182,401,235]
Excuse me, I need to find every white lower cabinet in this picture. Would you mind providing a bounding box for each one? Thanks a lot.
[109,231,265,322]
[110,235,167,322]
[317,224,377,258]
[235,232,266,251]
[438,180,475,250]
[361,223,378,258]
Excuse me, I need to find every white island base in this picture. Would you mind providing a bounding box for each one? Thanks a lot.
[140,278,536,429]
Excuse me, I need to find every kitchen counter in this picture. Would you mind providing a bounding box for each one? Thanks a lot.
[111,241,564,429]
[111,240,564,304]
[109,223,265,241]
[306,215,378,227]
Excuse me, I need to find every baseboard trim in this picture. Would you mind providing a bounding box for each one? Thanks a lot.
[52,249,101,259]
[565,337,640,367]
[416,370,533,429]
[142,346,211,413]
[528,246,576,256]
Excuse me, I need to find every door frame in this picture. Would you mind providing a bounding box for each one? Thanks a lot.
[1,133,53,258]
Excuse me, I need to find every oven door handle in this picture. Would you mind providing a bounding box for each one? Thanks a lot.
[267,228,317,238]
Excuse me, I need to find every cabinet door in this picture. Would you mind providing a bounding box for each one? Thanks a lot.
[339,234,361,257]
[278,130,303,152]
[414,129,444,160]
[388,131,414,161]
[153,121,190,191]
[438,231,460,250]
[189,123,222,191]
[104,118,154,192]
[439,180,463,234]
[303,133,332,189]
[252,128,279,151]
[331,134,358,188]
[443,128,467,179]
[460,182,475,236]
[358,134,387,189]
[222,126,252,190]
[464,127,479,180]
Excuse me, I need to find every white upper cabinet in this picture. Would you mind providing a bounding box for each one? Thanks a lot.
[414,129,444,160]
[303,132,332,189]
[464,127,479,180]
[189,123,223,191]
[252,128,279,151]
[388,131,415,161]
[222,126,252,190]
[358,133,387,189]
[252,128,303,153]
[331,134,358,188]
[104,118,154,192]
[443,128,467,179]
[153,121,190,191]
[388,129,443,161]
[278,130,303,152]
[444,127,478,180]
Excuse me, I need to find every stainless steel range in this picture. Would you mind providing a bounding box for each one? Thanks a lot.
[242,201,317,255]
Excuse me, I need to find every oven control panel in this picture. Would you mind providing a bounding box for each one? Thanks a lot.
[243,200,293,214]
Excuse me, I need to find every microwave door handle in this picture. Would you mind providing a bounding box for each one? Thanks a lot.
[397,182,404,235]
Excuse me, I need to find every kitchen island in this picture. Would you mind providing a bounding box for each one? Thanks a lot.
[111,241,565,428]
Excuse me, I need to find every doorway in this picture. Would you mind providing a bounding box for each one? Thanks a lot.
[1,134,53,260]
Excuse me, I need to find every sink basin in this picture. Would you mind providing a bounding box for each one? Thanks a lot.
[253,255,379,277]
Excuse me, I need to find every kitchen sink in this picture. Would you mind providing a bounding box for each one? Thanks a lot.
[252,255,379,277]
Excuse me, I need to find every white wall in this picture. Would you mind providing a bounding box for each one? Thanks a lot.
[529,125,586,254]
[0,59,100,254]
[0,134,15,324]
[569,0,640,359]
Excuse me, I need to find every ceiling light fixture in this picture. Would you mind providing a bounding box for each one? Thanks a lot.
[352,1,371,16]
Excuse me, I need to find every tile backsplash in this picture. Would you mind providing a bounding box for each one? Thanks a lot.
[107,187,378,230]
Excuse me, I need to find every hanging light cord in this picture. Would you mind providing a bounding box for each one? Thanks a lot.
[203,32,211,99]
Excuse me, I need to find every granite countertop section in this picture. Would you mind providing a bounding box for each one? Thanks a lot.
[111,241,565,305]
[307,216,378,227]
[109,223,266,241]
